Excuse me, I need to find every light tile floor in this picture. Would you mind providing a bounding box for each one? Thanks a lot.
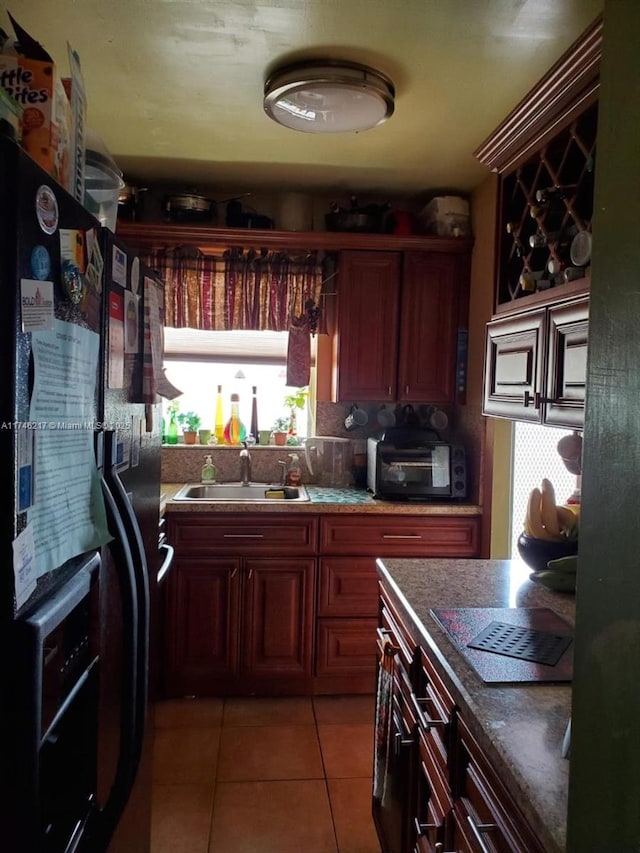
[151,695,382,853]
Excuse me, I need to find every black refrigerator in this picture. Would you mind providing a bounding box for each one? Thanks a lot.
[0,133,166,853]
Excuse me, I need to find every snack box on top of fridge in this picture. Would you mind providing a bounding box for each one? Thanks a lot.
[0,14,73,193]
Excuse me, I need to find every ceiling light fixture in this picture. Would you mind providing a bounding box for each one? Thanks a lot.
[263,60,395,134]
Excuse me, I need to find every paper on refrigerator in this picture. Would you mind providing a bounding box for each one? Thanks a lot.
[28,319,111,578]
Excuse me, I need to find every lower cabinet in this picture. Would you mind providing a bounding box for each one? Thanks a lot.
[316,515,480,693]
[374,584,545,853]
[165,511,481,697]
[165,514,317,696]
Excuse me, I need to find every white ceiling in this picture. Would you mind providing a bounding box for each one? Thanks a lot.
[11,0,602,198]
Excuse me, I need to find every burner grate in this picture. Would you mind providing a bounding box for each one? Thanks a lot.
[467,621,572,666]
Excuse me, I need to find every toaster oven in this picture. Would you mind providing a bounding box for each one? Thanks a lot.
[367,430,467,501]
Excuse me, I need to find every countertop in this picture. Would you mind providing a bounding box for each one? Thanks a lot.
[377,557,574,853]
[161,482,482,515]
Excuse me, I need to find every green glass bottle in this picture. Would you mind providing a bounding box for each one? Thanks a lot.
[167,409,179,445]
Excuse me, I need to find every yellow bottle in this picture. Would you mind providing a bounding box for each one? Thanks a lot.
[214,385,225,444]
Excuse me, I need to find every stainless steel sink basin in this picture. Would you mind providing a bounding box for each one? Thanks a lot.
[173,482,309,502]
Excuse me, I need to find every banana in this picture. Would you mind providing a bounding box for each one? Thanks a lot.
[525,487,556,540]
[556,505,579,539]
[540,478,561,538]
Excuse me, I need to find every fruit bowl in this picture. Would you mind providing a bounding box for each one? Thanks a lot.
[516,533,578,573]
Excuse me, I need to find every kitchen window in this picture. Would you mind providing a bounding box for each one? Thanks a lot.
[511,422,577,556]
[162,328,315,438]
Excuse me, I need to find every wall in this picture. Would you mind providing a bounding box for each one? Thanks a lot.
[465,172,513,557]
[567,3,640,848]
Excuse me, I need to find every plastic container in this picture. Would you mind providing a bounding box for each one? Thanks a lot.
[285,454,302,486]
[83,129,124,231]
[201,455,216,483]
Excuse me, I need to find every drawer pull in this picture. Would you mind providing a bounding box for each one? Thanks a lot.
[382,534,422,539]
[410,693,445,730]
[466,815,497,853]
[377,627,400,657]
[223,534,265,538]
[413,816,438,838]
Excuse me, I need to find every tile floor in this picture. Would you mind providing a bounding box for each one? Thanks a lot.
[151,694,382,853]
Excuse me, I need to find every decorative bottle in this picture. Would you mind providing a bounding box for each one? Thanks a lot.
[250,385,259,441]
[167,409,178,445]
[223,393,247,445]
[214,384,225,445]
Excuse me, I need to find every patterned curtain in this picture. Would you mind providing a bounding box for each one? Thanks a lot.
[141,246,327,334]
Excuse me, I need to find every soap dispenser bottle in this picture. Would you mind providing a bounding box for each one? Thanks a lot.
[201,455,216,483]
[285,453,302,487]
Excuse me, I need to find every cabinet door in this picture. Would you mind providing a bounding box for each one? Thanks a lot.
[398,252,459,403]
[318,556,379,617]
[241,557,315,678]
[316,618,378,677]
[335,250,401,401]
[483,308,546,422]
[166,558,240,696]
[544,296,589,428]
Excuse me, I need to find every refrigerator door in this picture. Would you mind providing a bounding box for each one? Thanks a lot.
[94,234,163,853]
[0,135,105,621]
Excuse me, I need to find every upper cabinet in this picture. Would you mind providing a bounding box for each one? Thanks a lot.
[333,249,469,404]
[475,15,602,317]
[476,16,601,427]
[484,293,589,428]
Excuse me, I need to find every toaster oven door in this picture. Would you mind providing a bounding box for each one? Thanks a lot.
[378,446,451,498]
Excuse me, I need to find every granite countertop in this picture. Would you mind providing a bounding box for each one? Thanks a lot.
[378,557,574,853]
[161,482,482,515]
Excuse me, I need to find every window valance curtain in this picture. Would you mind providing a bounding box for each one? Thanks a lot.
[141,246,328,334]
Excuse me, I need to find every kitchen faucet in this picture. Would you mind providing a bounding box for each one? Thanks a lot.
[239,442,252,485]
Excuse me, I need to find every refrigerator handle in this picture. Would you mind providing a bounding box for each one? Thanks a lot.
[102,431,150,771]
[92,470,140,838]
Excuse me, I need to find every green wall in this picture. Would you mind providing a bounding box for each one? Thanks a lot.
[567,2,640,849]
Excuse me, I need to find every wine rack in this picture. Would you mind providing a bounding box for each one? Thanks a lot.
[497,101,598,307]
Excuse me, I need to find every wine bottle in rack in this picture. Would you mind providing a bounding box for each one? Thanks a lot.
[535,184,577,203]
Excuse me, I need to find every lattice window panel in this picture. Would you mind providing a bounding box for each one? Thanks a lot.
[497,102,598,307]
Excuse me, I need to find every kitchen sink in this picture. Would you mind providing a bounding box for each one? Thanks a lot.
[173,482,310,502]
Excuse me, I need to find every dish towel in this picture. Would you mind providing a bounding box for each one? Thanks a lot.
[373,643,394,803]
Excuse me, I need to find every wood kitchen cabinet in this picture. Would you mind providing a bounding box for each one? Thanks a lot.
[374,583,545,853]
[316,515,480,694]
[476,18,600,430]
[483,291,588,428]
[333,250,468,404]
[165,514,317,696]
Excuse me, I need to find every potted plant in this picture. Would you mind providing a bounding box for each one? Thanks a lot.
[283,387,308,436]
[271,415,290,446]
[177,411,202,444]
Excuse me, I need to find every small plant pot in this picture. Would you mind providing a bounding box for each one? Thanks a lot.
[273,431,287,446]
[198,429,211,445]
[183,431,197,445]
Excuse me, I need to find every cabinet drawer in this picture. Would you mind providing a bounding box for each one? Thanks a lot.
[316,618,377,676]
[320,515,480,557]
[167,514,318,555]
[379,585,418,674]
[318,557,379,617]
[456,715,544,853]
[414,728,452,849]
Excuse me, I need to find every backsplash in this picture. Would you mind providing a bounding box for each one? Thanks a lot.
[162,445,315,485]
[162,400,486,505]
